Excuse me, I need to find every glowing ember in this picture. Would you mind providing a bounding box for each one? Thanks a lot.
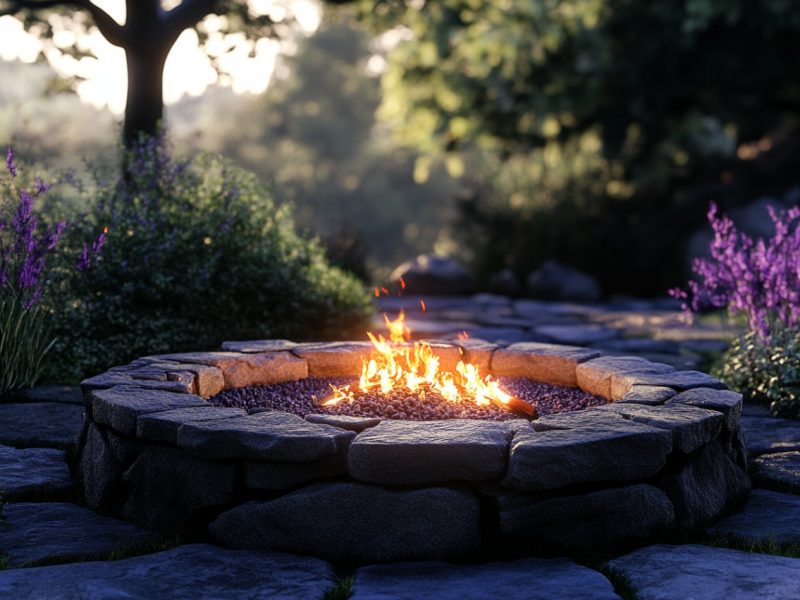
[322,312,535,418]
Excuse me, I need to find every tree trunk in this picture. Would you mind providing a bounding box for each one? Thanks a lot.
[123,46,169,147]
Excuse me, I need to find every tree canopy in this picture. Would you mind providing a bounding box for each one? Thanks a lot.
[0,0,302,144]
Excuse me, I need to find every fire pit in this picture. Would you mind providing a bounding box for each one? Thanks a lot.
[76,330,750,563]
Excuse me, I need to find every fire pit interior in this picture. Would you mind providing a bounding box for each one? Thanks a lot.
[211,313,606,421]
[76,329,751,564]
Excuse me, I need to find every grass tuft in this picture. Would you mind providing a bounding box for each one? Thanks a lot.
[324,575,354,600]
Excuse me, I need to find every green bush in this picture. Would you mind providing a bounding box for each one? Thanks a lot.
[47,140,372,382]
[714,329,800,418]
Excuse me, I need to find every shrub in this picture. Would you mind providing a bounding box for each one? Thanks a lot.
[715,329,800,418]
[674,202,800,417]
[47,140,372,382]
[0,150,102,396]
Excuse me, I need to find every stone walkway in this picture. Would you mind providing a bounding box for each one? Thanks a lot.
[3,296,800,599]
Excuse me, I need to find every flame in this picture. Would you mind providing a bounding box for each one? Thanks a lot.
[323,311,529,415]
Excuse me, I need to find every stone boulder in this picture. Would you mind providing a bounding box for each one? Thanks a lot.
[390,255,475,296]
[209,482,482,562]
[526,260,602,302]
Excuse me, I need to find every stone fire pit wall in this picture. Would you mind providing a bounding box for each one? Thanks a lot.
[77,340,750,563]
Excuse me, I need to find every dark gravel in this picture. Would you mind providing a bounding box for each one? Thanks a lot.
[210,377,606,421]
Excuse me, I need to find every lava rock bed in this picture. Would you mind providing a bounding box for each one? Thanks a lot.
[209,377,607,421]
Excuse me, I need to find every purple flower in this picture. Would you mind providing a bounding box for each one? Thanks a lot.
[6,148,16,177]
[674,201,800,339]
[2,152,106,310]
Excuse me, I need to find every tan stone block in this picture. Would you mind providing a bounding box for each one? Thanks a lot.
[491,343,600,386]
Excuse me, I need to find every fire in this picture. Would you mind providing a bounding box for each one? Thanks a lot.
[322,311,534,417]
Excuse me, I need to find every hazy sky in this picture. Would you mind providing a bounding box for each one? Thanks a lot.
[0,0,320,114]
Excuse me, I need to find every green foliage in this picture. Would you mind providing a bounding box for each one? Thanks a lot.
[325,576,354,600]
[187,15,459,275]
[0,292,55,396]
[46,142,372,382]
[355,0,800,293]
[714,329,800,418]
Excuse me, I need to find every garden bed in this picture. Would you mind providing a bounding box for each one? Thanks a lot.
[76,339,750,562]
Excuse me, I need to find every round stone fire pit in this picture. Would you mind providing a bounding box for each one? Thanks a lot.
[77,339,750,562]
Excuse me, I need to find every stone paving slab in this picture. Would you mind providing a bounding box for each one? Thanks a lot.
[0,402,84,449]
[0,502,159,567]
[751,451,800,492]
[604,543,800,600]
[12,385,83,405]
[706,489,800,547]
[740,416,800,457]
[351,558,621,600]
[0,544,336,600]
[0,445,73,500]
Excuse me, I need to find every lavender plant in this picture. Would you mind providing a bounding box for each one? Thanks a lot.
[672,202,800,417]
[0,150,104,396]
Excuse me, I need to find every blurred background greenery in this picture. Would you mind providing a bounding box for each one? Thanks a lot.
[2,0,800,294]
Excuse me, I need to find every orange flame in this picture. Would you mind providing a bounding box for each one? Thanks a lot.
[323,312,528,414]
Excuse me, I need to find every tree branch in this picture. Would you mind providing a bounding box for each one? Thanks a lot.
[0,0,129,47]
[164,0,218,42]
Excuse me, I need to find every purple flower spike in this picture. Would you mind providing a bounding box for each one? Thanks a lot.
[6,148,17,177]
[674,201,800,339]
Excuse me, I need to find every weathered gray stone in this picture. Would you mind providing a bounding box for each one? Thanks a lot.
[209,482,482,562]
[535,324,617,346]
[0,402,84,450]
[348,420,512,485]
[463,327,546,345]
[657,440,750,528]
[136,406,246,444]
[576,356,675,399]
[0,445,73,500]
[351,558,621,600]
[245,454,346,490]
[80,422,124,509]
[615,370,726,398]
[707,489,800,546]
[305,413,381,432]
[526,260,602,302]
[14,385,82,405]
[90,386,208,435]
[491,343,600,386]
[504,418,672,490]
[592,403,723,453]
[591,337,681,354]
[0,544,336,600]
[122,446,236,531]
[292,341,374,376]
[667,387,742,432]
[146,351,308,389]
[604,544,800,600]
[618,385,676,405]
[0,502,157,567]
[740,415,800,456]
[751,451,800,493]
[176,410,353,461]
[497,484,674,550]
[221,339,299,352]
[81,372,195,394]
[391,254,476,295]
